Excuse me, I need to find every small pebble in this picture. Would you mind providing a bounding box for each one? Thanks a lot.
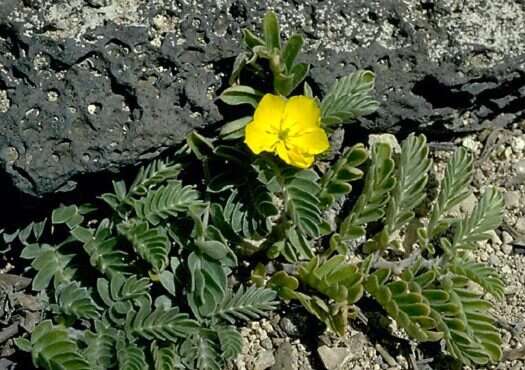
[504,191,521,209]
[502,244,513,255]
[502,231,514,245]
[515,217,525,234]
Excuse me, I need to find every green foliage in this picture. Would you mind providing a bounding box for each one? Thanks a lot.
[410,270,503,366]
[218,85,263,108]
[126,302,199,341]
[340,142,396,240]
[299,255,364,305]
[83,323,117,370]
[151,342,181,370]
[320,70,379,125]
[385,134,431,232]
[133,181,203,225]
[27,320,90,370]
[55,281,100,320]
[319,144,368,208]
[212,285,277,324]
[366,269,443,342]
[282,168,323,237]
[365,134,431,252]
[20,243,76,291]
[425,148,473,247]
[119,221,170,273]
[217,326,243,360]
[226,11,309,97]
[72,222,130,277]
[116,338,148,370]
[449,259,504,300]
[446,187,504,255]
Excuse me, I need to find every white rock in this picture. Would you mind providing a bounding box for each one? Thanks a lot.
[462,136,481,152]
[512,136,525,152]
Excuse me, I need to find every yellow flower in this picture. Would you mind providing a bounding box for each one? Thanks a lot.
[244,94,330,168]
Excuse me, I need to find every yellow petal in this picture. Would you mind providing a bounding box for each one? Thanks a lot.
[245,120,279,154]
[281,96,321,136]
[286,127,330,155]
[275,142,314,169]
[287,149,314,168]
[253,94,287,132]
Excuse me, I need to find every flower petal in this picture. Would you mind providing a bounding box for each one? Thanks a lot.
[245,120,279,154]
[276,142,314,169]
[253,94,287,132]
[286,127,330,155]
[281,95,321,136]
[287,149,315,168]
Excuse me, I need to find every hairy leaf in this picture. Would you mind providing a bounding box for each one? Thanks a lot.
[263,11,280,50]
[320,70,379,125]
[340,143,396,240]
[84,322,117,370]
[97,274,150,325]
[386,134,431,232]
[366,269,442,342]
[188,252,228,318]
[116,337,148,370]
[277,227,315,263]
[21,244,76,291]
[217,326,243,360]
[282,168,323,237]
[119,221,170,273]
[428,276,502,365]
[300,255,364,303]
[319,144,368,208]
[72,222,130,277]
[126,302,199,341]
[133,180,203,225]
[55,281,100,320]
[218,85,263,108]
[29,320,90,370]
[212,285,277,324]
[427,148,473,240]
[449,258,504,300]
[448,187,503,253]
[151,342,182,370]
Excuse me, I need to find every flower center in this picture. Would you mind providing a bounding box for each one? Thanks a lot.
[278,128,290,141]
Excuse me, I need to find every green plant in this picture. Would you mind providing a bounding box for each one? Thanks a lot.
[6,10,505,370]
[13,159,277,370]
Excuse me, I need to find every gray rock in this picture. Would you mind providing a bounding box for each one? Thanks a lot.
[271,342,298,370]
[502,244,513,255]
[318,345,355,370]
[85,0,110,8]
[504,191,521,209]
[502,231,514,245]
[253,350,275,370]
[279,317,299,337]
[516,217,525,234]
